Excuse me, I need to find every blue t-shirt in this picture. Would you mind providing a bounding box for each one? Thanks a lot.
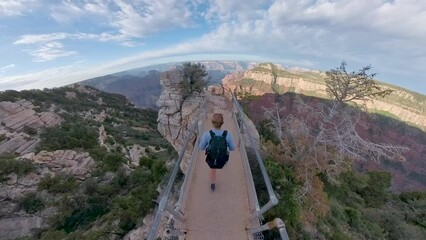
[199,129,236,151]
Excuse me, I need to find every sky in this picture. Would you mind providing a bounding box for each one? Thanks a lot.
[0,0,425,94]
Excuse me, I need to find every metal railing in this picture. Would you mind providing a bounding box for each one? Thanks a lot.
[176,99,208,210]
[229,96,260,217]
[147,97,207,240]
[231,92,290,240]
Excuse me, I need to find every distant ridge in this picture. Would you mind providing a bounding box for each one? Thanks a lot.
[80,60,256,108]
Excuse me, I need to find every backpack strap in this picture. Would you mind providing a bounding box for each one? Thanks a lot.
[208,130,215,145]
[222,130,228,138]
[222,131,228,147]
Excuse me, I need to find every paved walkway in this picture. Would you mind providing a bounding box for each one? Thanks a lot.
[181,94,252,240]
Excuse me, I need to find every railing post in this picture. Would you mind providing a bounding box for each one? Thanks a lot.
[248,218,290,240]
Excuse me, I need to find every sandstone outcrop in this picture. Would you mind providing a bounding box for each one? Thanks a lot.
[156,69,205,172]
[98,125,108,148]
[20,150,95,181]
[0,216,43,240]
[128,144,145,167]
[84,109,107,122]
[0,100,62,131]
[0,100,63,156]
[65,91,77,99]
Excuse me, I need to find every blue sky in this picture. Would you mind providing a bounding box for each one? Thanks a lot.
[0,0,425,94]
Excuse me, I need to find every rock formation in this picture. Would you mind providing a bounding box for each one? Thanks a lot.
[156,69,205,172]
[0,100,62,131]
[0,149,94,240]
[0,100,63,156]
[20,150,95,180]
[128,144,145,167]
[0,216,43,240]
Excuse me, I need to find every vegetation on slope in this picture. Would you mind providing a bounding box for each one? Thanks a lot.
[0,85,175,239]
[245,100,426,239]
[241,63,425,239]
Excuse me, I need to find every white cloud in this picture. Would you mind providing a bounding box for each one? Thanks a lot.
[204,0,268,22]
[25,42,77,62]
[14,32,128,45]
[14,32,131,61]
[48,0,195,38]
[111,0,193,38]
[83,0,109,14]
[0,0,36,16]
[15,32,70,45]
[0,64,81,90]
[266,0,426,40]
[50,0,84,23]
[14,0,197,61]
[192,0,426,77]
[0,64,16,72]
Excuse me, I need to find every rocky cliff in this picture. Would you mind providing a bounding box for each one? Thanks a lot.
[156,69,206,172]
[223,63,426,130]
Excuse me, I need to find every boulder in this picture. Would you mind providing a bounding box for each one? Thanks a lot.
[0,100,63,156]
[128,144,145,167]
[21,150,95,180]
[0,216,42,240]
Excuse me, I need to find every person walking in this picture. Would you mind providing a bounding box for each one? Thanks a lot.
[199,113,236,191]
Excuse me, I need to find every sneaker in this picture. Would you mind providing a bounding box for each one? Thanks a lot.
[210,183,215,191]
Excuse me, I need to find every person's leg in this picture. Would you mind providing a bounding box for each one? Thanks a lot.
[210,169,216,191]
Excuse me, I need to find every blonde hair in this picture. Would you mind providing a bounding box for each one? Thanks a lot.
[212,113,224,128]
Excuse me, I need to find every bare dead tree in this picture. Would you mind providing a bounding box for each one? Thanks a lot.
[262,93,408,202]
[295,98,408,164]
[325,62,393,103]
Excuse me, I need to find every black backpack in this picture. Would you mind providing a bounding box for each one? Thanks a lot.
[205,130,229,169]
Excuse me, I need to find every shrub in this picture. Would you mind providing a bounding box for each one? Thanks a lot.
[38,174,79,194]
[22,126,37,135]
[139,156,153,168]
[38,121,98,151]
[399,191,426,203]
[88,146,108,162]
[360,172,391,207]
[0,134,7,142]
[0,155,35,181]
[101,152,127,172]
[0,90,20,101]
[111,184,157,233]
[18,192,44,213]
[40,230,67,240]
[151,159,167,182]
[60,200,109,233]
